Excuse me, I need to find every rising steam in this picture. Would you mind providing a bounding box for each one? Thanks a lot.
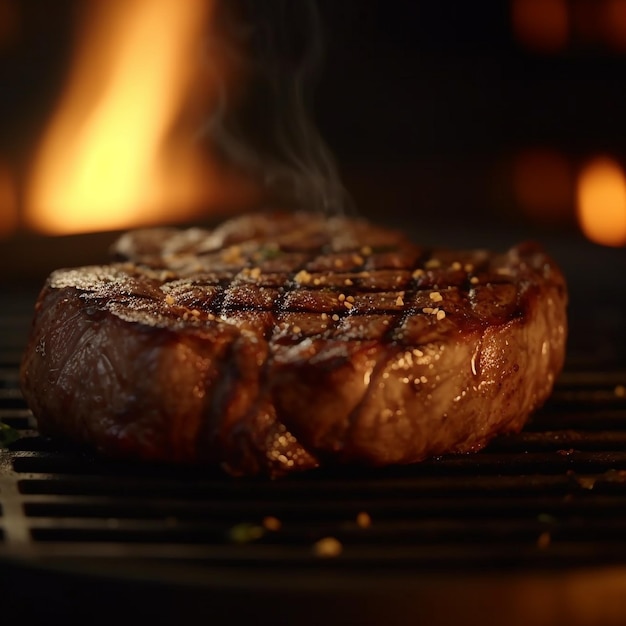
[201,0,351,215]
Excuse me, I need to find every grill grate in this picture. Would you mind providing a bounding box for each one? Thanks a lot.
[2,288,626,625]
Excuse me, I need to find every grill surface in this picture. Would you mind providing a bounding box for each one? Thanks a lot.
[2,288,626,625]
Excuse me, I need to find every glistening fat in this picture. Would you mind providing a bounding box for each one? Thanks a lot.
[20,211,568,477]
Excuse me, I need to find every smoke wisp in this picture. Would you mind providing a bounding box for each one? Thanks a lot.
[201,0,352,215]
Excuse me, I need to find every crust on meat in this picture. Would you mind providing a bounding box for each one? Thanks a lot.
[20,212,568,476]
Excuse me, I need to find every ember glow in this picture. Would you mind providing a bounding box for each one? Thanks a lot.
[513,148,572,223]
[25,0,254,236]
[511,0,569,53]
[604,0,626,51]
[0,162,17,237]
[577,157,626,247]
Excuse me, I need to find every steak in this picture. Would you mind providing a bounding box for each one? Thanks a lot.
[20,211,568,477]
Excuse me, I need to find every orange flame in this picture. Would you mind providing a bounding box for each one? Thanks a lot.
[25,0,253,235]
[577,157,626,247]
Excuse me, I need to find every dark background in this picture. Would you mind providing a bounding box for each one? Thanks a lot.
[2,0,626,234]
[313,0,626,234]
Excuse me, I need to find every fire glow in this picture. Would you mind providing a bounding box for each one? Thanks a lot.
[576,157,626,247]
[0,162,17,237]
[512,148,572,223]
[25,0,254,236]
[512,0,626,53]
[511,0,569,53]
[513,148,626,247]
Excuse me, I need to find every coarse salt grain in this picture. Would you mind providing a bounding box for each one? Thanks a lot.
[294,269,311,284]
[221,246,242,263]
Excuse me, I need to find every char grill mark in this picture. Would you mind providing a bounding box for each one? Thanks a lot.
[74,227,554,340]
[56,233,552,336]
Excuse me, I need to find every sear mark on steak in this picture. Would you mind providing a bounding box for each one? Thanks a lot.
[20,211,568,477]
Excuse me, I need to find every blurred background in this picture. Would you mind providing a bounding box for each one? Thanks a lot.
[1,0,626,239]
[0,0,624,355]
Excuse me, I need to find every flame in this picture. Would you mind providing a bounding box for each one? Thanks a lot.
[25,0,252,235]
[511,0,569,53]
[577,157,626,247]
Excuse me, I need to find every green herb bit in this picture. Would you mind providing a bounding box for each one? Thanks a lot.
[0,422,19,448]
[257,245,282,260]
[228,523,266,544]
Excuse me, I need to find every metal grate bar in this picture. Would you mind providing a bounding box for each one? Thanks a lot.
[2,291,626,581]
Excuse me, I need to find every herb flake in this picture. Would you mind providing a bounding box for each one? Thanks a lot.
[228,523,265,544]
[0,422,19,448]
[256,245,282,261]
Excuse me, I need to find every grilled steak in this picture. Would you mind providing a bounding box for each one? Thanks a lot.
[20,211,568,476]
